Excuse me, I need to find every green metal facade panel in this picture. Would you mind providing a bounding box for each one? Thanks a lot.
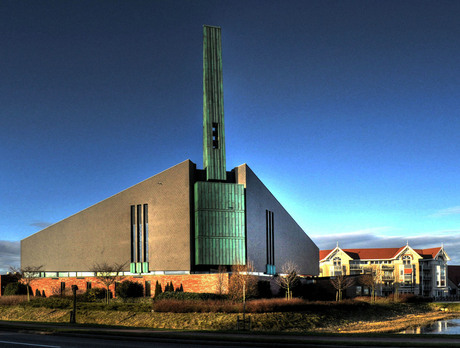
[194,181,245,265]
[203,25,226,181]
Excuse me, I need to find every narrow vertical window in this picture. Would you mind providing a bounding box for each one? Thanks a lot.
[271,211,275,266]
[212,122,219,149]
[130,205,135,262]
[266,210,270,266]
[143,204,148,262]
[266,210,275,273]
[86,281,92,290]
[137,204,142,263]
[60,282,66,295]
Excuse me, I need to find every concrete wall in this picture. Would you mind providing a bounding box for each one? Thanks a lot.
[21,160,194,272]
[235,164,319,275]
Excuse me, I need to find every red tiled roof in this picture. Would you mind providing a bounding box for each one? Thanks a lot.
[320,246,442,261]
[414,247,442,259]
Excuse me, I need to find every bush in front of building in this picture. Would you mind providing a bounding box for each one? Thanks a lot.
[154,291,227,301]
[116,281,144,300]
[0,295,28,306]
[78,288,108,302]
[4,282,29,296]
[22,297,72,309]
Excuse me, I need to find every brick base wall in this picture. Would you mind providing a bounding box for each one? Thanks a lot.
[15,273,230,298]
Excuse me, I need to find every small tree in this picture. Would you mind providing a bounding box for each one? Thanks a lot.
[216,265,228,295]
[154,280,162,297]
[360,265,382,303]
[330,274,354,301]
[9,265,43,302]
[228,260,258,302]
[274,261,300,300]
[91,262,126,304]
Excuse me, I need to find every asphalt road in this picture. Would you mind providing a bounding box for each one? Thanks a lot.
[3,321,460,348]
[2,330,249,348]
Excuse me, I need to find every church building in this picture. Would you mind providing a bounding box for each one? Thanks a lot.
[20,26,318,296]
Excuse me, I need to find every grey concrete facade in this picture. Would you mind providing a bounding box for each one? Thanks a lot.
[235,164,319,275]
[22,160,319,276]
[22,160,194,272]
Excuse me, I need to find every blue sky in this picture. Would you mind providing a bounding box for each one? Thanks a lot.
[1,1,460,272]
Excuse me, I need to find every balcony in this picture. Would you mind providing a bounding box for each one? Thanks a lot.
[382,276,395,281]
[350,265,362,270]
[382,265,394,270]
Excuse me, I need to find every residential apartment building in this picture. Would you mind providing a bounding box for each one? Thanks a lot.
[319,244,449,298]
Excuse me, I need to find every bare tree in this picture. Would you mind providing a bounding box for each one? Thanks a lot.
[274,261,300,300]
[9,265,43,302]
[228,260,258,302]
[360,265,382,303]
[216,265,228,295]
[330,274,354,301]
[91,262,126,304]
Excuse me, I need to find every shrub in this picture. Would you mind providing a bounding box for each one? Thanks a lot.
[23,297,72,309]
[257,280,273,299]
[0,295,28,306]
[78,288,107,302]
[4,282,29,296]
[116,281,144,300]
[153,299,239,313]
[154,291,227,301]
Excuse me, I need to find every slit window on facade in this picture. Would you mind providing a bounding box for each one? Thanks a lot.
[266,210,275,274]
[130,205,135,262]
[212,122,218,149]
[130,203,150,272]
[143,204,148,262]
[60,282,66,295]
[137,204,142,263]
[86,281,92,290]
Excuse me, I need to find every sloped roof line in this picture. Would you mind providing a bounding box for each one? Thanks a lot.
[320,246,444,261]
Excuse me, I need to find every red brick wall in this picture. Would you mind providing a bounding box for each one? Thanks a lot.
[16,273,229,298]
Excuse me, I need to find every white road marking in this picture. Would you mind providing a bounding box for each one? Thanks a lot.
[0,340,60,347]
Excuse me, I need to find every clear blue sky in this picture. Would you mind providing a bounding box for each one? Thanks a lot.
[1,1,460,272]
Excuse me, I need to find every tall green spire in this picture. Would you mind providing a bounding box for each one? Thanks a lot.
[203,25,226,181]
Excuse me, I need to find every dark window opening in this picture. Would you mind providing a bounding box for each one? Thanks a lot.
[137,205,142,263]
[86,281,92,290]
[130,205,135,262]
[143,204,149,263]
[212,122,219,149]
[60,282,66,295]
[266,210,275,270]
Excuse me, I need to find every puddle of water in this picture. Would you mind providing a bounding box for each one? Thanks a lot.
[399,318,460,334]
